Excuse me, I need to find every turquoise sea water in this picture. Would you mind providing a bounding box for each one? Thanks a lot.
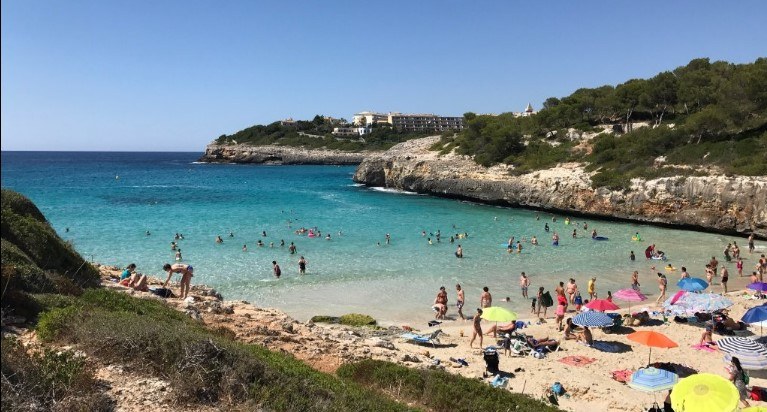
[1,152,758,325]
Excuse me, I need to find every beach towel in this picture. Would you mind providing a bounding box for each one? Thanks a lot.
[591,341,621,353]
[691,344,716,352]
[541,291,554,308]
[611,369,633,383]
[558,355,596,367]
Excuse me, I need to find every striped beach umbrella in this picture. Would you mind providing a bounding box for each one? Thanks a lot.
[677,277,708,292]
[718,337,767,370]
[572,311,614,328]
[628,367,678,392]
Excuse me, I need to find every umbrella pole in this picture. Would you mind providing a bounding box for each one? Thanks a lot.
[648,347,652,367]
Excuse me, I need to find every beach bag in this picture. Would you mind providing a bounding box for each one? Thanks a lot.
[749,386,765,401]
[574,294,583,305]
[541,292,554,308]
[551,382,565,396]
[743,370,750,385]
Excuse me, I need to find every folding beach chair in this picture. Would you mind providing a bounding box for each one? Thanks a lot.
[401,329,442,347]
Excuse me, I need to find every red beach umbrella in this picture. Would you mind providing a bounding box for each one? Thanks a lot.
[585,299,620,312]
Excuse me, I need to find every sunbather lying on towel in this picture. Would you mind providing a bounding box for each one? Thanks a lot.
[527,336,560,350]
[486,322,517,338]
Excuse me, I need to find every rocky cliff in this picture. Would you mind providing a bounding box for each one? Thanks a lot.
[353,137,767,237]
[199,143,377,165]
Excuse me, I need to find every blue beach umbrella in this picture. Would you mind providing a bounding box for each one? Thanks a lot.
[742,305,767,326]
[572,311,614,328]
[677,277,708,292]
[628,367,679,392]
[718,337,767,370]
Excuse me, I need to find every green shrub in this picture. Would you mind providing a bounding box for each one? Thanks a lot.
[338,359,561,412]
[310,315,339,323]
[36,306,82,342]
[1,337,111,411]
[339,313,377,327]
[31,293,79,311]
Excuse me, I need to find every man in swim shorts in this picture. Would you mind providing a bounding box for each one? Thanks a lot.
[520,272,530,298]
[480,286,492,308]
[456,284,465,320]
[162,263,194,299]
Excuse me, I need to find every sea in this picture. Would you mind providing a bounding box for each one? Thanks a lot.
[1,151,758,325]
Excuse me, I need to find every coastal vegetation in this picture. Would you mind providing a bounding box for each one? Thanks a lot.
[433,58,767,189]
[214,115,428,151]
[2,190,559,411]
[311,313,378,327]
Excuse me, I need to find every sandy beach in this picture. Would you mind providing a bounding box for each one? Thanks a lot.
[99,265,767,412]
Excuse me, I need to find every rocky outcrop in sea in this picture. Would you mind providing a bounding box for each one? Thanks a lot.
[199,143,376,165]
[353,136,767,237]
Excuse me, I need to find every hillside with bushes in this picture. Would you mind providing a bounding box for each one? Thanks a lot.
[434,58,767,189]
[214,115,429,151]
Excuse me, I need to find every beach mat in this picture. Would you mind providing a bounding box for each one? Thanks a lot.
[611,369,633,383]
[559,355,596,367]
[691,344,716,352]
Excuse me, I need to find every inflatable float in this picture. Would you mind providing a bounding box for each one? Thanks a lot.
[593,236,609,241]
[307,231,316,238]
[651,255,667,261]
[632,236,641,241]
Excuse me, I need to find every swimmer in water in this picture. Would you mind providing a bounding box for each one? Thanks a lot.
[572,229,577,238]
[544,223,550,232]
[216,235,223,243]
[552,232,560,246]
[242,244,247,251]
[531,236,538,245]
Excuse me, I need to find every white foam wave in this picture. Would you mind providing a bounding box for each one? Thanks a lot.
[368,187,423,196]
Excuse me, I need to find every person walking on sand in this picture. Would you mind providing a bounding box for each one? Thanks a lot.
[480,286,492,308]
[536,287,549,318]
[470,308,483,349]
[162,263,194,299]
[749,233,755,254]
[298,256,307,274]
[520,272,530,299]
[456,284,465,320]
[272,261,281,278]
[737,258,744,277]
[656,273,667,303]
[631,271,641,291]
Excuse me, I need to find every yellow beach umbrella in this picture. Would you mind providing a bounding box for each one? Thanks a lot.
[670,373,739,412]
[480,307,518,322]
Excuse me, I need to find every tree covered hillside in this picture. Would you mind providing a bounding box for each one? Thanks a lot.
[435,58,767,189]
[215,115,428,151]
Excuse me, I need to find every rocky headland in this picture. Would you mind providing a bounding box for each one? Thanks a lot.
[199,143,378,165]
[353,136,767,237]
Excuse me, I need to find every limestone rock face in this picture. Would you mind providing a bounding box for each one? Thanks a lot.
[353,137,767,236]
[199,144,377,165]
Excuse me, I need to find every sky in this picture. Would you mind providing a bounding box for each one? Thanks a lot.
[2,1,766,152]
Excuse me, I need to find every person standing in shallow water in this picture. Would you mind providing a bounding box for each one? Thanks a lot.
[298,256,307,274]
[455,244,463,258]
[520,272,530,298]
[272,261,281,278]
[480,286,492,308]
[656,273,667,303]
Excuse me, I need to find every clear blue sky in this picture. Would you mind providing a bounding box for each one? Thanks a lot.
[2,1,766,151]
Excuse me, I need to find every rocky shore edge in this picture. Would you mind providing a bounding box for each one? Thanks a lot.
[198,143,378,165]
[353,136,767,237]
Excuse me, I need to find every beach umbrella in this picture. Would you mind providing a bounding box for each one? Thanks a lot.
[747,282,767,292]
[670,373,738,412]
[664,293,733,316]
[585,299,620,312]
[677,277,709,292]
[480,307,518,322]
[742,305,767,335]
[741,407,767,412]
[572,311,613,328]
[614,288,647,312]
[627,331,678,366]
[480,307,518,333]
[628,367,678,392]
[717,336,767,370]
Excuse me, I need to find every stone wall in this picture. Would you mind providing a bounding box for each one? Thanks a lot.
[199,144,377,165]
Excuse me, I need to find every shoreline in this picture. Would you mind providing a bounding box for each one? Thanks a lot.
[97,263,767,412]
